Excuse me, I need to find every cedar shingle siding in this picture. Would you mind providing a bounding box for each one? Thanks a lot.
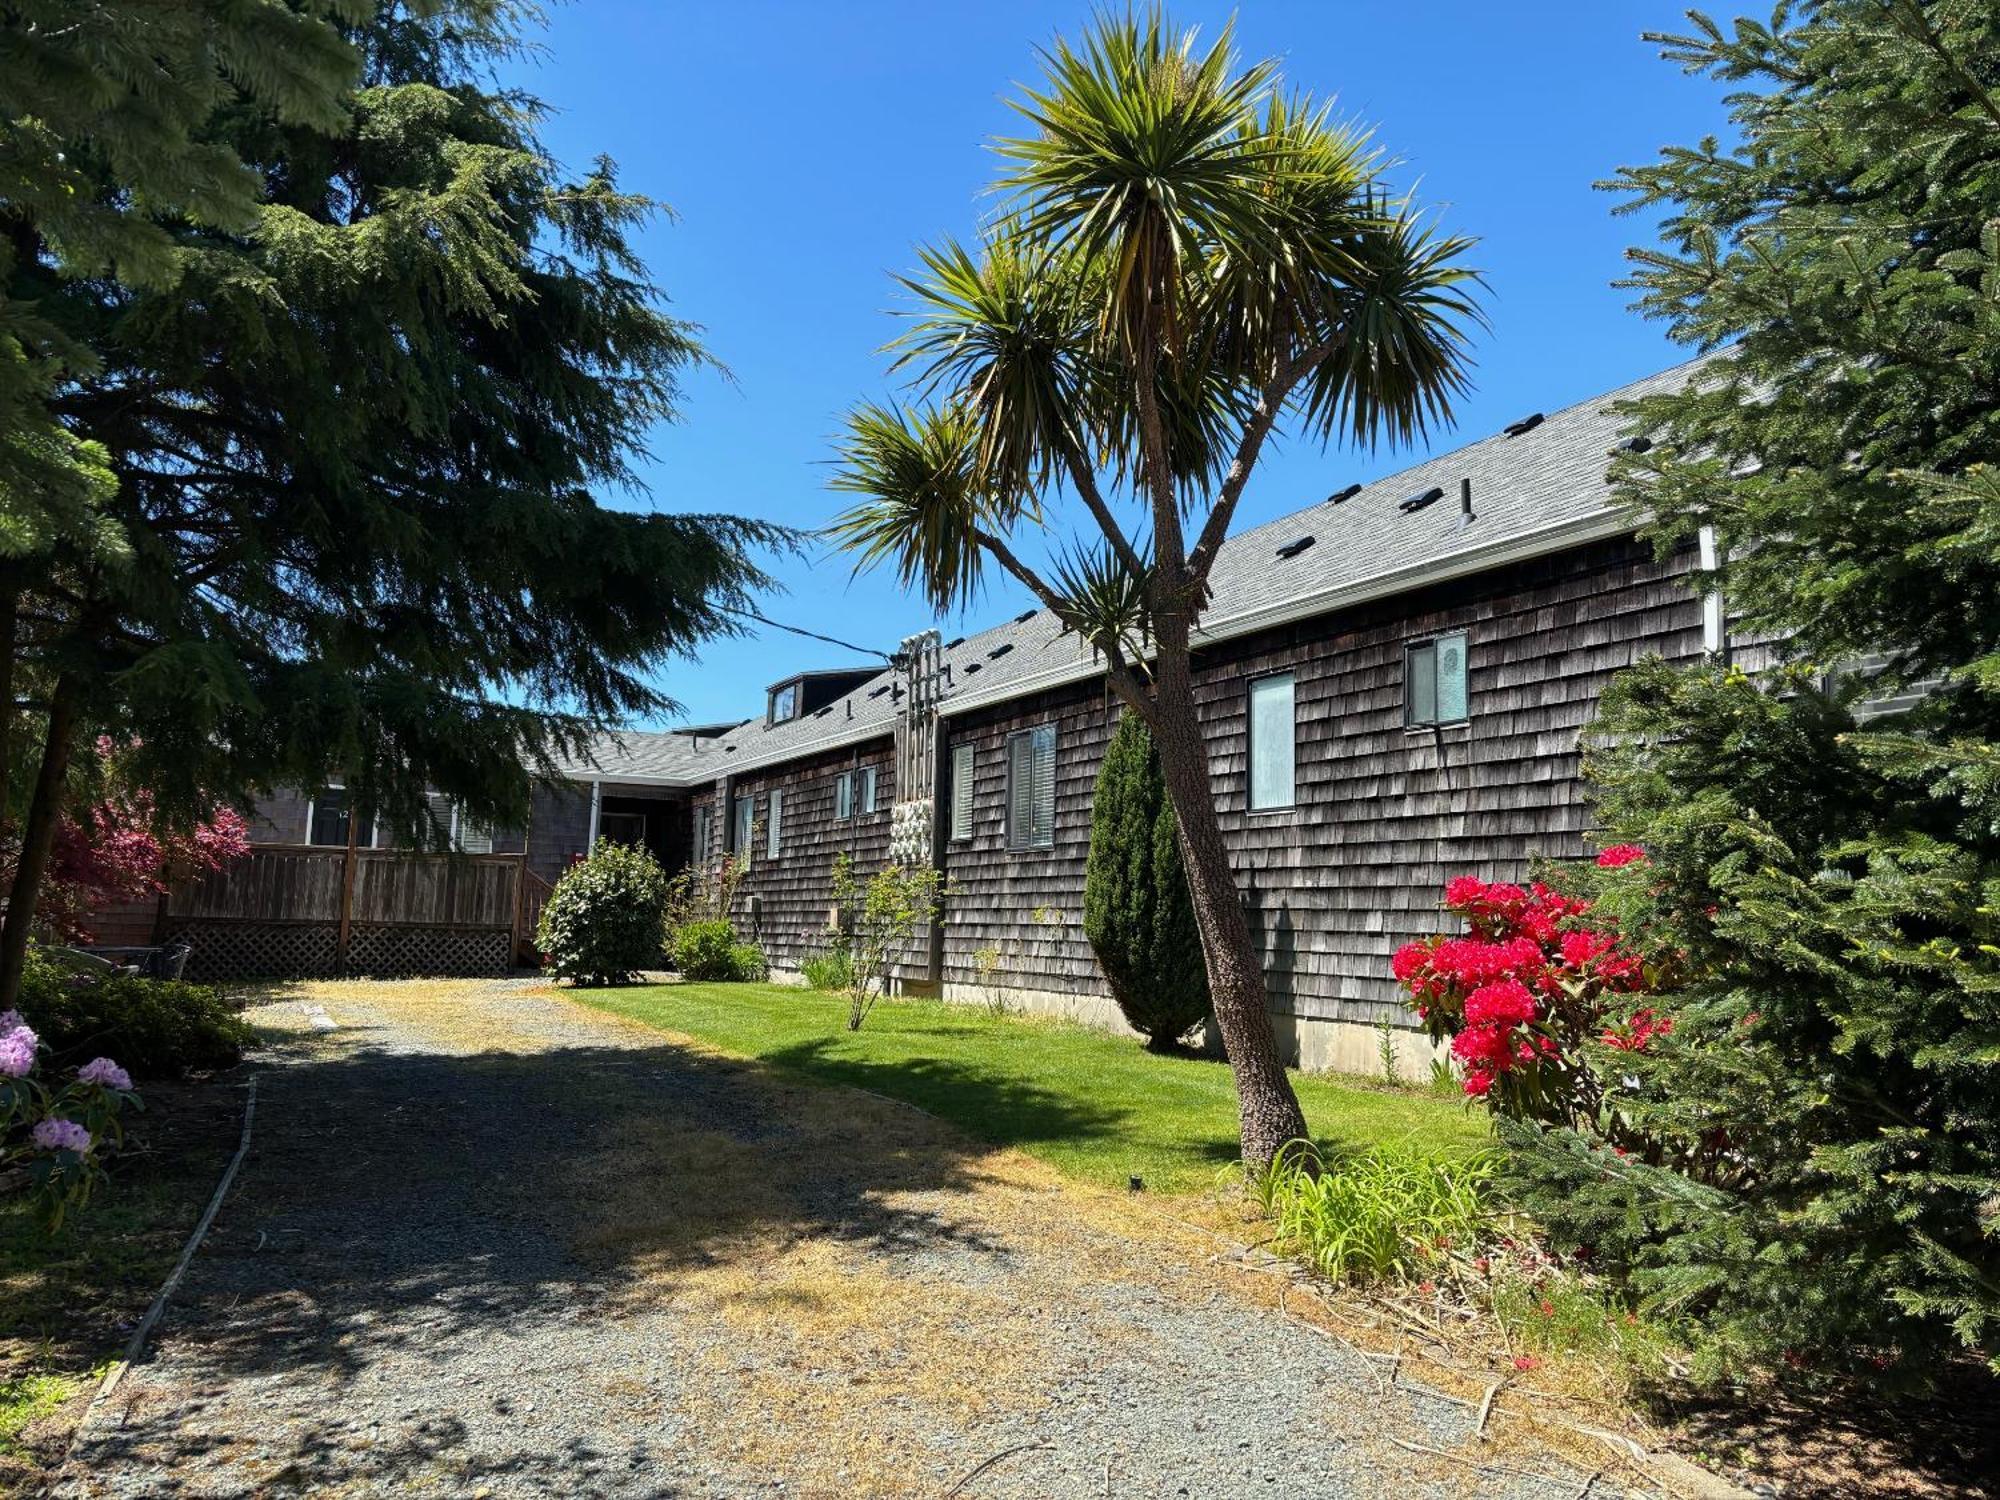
[938,535,1701,1027]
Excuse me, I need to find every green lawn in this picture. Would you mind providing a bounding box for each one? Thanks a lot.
[577,982,1487,1194]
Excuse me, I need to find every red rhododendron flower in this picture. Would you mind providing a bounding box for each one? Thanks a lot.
[1443,875,1490,909]
[1451,1022,1515,1072]
[1596,843,1648,868]
[1559,929,1613,968]
[1464,979,1536,1028]
[1462,1067,1495,1097]
[1390,940,1432,982]
[1602,1006,1674,1051]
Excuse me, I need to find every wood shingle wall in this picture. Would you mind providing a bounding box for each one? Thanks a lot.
[939,535,1704,1028]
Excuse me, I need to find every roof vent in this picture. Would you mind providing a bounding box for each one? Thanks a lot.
[867,684,890,699]
[1327,483,1362,505]
[988,642,1014,659]
[1275,535,1316,560]
[813,705,832,718]
[1015,609,1037,624]
[944,636,965,649]
[1614,435,1653,454]
[1399,486,1445,514]
[1503,413,1545,438]
[963,661,983,676]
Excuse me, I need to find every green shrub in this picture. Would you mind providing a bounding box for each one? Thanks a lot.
[18,948,248,1080]
[799,947,852,992]
[1083,713,1209,1050]
[1255,1140,1497,1284]
[727,943,768,982]
[671,919,739,980]
[536,842,670,986]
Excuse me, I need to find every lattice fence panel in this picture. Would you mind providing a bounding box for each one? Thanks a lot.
[346,925,511,978]
[169,921,340,982]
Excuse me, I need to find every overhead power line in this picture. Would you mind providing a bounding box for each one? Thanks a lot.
[724,604,895,663]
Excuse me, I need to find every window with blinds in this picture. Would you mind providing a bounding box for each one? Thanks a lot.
[767,788,783,857]
[950,744,974,841]
[1405,632,1470,727]
[1005,724,1056,850]
[1247,672,1296,810]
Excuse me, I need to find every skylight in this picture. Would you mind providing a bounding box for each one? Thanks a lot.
[1503,413,1545,438]
[1275,535,1315,559]
[1399,486,1445,514]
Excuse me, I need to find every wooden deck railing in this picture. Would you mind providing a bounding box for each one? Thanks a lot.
[167,844,540,967]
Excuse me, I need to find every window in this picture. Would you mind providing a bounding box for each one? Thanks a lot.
[833,771,853,820]
[307,787,369,848]
[1405,632,1470,726]
[859,766,878,814]
[1247,673,1296,810]
[732,794,755,860]
[1005,724,1057,850]
[453,805,494,855]
[950,744,974,842]
[769,681,799,725]
[692,803,713,860]
[767,788,783,857]
[597,810,646,848]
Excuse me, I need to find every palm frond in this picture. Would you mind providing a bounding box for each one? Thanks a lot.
[1049,537,1155,668]
[826,402,1011,615]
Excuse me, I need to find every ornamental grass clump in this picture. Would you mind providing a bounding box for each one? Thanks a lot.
[1254,1140,1497,1285]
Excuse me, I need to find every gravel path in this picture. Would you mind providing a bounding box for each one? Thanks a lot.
[56,980,1608,1499]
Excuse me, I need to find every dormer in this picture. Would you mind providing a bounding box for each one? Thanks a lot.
[766,668,880,726]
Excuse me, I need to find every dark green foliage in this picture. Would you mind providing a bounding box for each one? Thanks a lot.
[1508,660,2000,1382]
[17,948,248,1080]
[669,919,761,983]
[1083,713,1209,1049]
[1517,0,2000,1385]
[537,843,669,987]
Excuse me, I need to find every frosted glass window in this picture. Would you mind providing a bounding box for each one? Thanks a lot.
[833,772,852,820]
[767,789,783,857]
[1406,633,1470,726]
[860,766,878,813]
[732,794,754,860]
[1247,674,1296,810]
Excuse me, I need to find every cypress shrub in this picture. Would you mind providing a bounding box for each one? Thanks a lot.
[1083,713,1209,1049]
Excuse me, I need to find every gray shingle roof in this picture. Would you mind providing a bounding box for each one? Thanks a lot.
[566,356,1710,789]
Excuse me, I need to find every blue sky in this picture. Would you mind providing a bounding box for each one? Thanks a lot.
[501,3,1731,728]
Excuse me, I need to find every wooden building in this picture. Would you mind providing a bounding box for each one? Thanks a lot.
[202,358,1722,1070]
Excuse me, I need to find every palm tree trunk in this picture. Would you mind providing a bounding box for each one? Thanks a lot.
[1143,613,1308,1171]
[0,672,80,1010]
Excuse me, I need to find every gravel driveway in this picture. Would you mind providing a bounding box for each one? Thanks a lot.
[56,980,1609,1499]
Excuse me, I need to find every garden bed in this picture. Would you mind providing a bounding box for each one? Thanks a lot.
[0,1073,245,1493]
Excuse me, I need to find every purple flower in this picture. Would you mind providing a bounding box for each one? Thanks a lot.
[77,1057,133,1092]
[0,1010,22,1032]
[0,1025,37,1080]
[31,1118,91,1155]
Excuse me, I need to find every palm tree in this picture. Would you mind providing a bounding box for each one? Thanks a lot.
[829,12,1483,1169]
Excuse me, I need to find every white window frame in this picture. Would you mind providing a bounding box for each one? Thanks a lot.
[1405,631,1470,728]
[303,784,378,849]
[1246,672,1297,811]
[1005,724,1057,852]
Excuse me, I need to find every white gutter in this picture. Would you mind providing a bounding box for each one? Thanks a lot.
[938,506,1636,718]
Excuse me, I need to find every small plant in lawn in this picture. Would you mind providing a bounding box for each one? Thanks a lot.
[798,947,853,992]
[1253,1140,1497,1285]
[537,841,671,986]
[1375,1019,1399,1087]
[829,852,944,1031]
[970,944,1008,1015]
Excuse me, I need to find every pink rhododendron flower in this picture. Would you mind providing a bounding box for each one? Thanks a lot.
[1462,1067,1495,1097]
[1443,875,1489,909]
[0,1024,37,1079]
[31,1118,91,1154]
[0,1010,21,1032]
[78,1057,133,1092]
[1390,941,1431,983]
[1464,979,1537,1028]
[1596,843,1648,868]
[1560,929,1614,968]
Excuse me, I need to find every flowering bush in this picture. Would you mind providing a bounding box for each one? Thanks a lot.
[0,1007,141,1230]
[1392,852,1667,1138]
[7,738,250,941]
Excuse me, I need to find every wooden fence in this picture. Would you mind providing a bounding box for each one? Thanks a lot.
[164,845,540,980]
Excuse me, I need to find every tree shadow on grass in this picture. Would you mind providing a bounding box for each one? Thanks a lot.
[63,1020,1131,1495]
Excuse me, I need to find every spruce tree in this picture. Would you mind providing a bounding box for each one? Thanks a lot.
[1508,0,2000,1379]
[0,2,783,1006]
[1084,713,1210,1050]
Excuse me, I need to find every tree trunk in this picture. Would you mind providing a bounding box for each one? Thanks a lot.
[0,672,80,1010]
[0,568,17,836]
[1142,614,1309,1171]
